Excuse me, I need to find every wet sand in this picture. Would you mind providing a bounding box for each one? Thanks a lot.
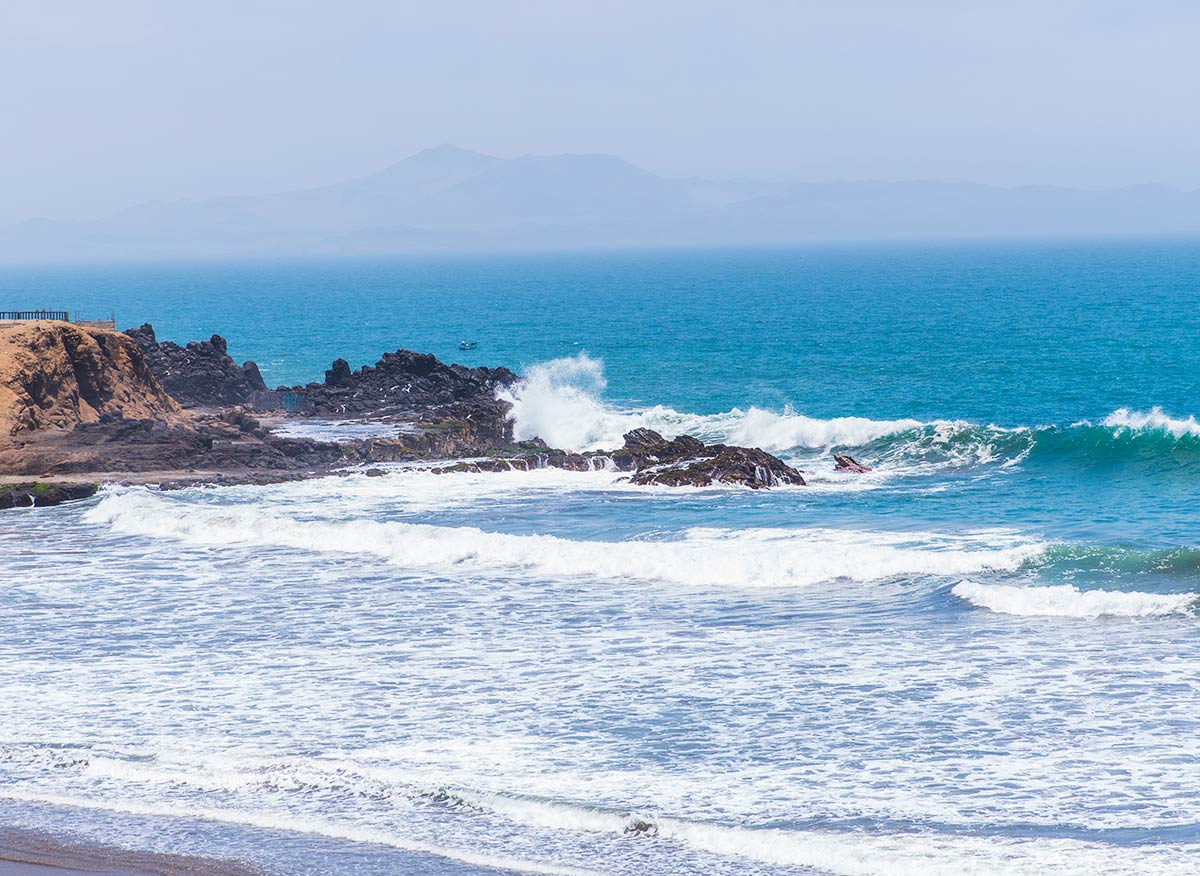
[0,829,261,876]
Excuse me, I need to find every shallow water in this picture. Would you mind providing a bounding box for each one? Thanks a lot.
[1,240,1199,874]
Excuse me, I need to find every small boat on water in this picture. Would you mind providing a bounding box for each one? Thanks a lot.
[458,340,478,350]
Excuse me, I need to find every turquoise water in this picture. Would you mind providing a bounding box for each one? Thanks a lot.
[1,240,1199,874]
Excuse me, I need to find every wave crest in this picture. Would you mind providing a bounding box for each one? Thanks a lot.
[498,354,922,453]
[497,357,1200,481]
[1102,406,1200,438]
[952,580,1196,619]
[724,406,922,452]
[85,490,1044,588]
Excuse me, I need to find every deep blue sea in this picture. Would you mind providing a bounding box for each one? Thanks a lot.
[1,239,1199,875]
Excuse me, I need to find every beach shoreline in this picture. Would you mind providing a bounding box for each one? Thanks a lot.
[0,826,261,876]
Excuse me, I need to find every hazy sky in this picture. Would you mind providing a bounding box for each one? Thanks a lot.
[3,1,1198,224]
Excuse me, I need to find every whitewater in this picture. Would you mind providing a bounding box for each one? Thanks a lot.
[4,242,1200,875]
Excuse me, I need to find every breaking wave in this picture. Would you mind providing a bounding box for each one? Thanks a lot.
[859,412,1200,476]
[1102,406,1200,438]
[952,581,1197,619]
[499,357,1200,477]
[85,490,1043,588]
[499,355,929,454]
[1036,542,1200,578]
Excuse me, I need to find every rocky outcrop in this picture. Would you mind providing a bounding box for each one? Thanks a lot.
[432,428,805,489]
[834,454,871,473]
[296,349,518,417]
[0,322,184,435]
[283,348,520,451]
[618,429,805,488]
[628,445,803,488]
[0,481,99,508]
[432,444,596,475]
[0,411,349,481]
[125,324,267,408]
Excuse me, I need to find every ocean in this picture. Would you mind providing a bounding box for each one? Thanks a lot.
[1,239,1199,874]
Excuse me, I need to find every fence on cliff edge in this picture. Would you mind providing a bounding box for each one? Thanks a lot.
[0,310,71,321]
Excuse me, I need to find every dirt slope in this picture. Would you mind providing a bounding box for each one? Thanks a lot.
[0,321,184,434]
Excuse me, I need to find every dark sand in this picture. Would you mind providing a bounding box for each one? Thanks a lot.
[0,829,262,876]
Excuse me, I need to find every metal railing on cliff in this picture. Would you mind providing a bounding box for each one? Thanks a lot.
[0,310,71,321]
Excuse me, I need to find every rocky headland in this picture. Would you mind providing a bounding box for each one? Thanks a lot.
[0,321,826,506]
[0,321,183,434]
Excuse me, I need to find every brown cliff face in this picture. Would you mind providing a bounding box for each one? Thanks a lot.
[0,322,184,435]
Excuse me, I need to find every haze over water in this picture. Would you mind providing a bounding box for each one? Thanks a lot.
[2,239,1200,874]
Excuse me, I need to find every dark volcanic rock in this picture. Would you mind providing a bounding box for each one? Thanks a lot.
[283,348,521,453]
[629,444,803,488]
[125,323,268,408]
[0,412,350,483]
[3,323,803,494]
[617,429,805,488]
[609,429,707,471]
[428,428,805,489]
[325,358,353,387]
[433,445,597,475]
[295,349,518,418]
[833,454,872,473]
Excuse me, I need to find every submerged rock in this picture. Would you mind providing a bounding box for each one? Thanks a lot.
[624,818,659,836]
[833,454,872,473]
[0,481,99,508]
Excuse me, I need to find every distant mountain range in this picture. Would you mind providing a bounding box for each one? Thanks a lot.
[4,145,1200,262]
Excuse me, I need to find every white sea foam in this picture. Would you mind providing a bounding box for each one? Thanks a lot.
[1101,406,1200,438]
[0,790,600,876]
[723,406,923,452]
[655,816,1200,876]
[7,780,1197,876]
[499,353,922,453]
[217,466,641,514]
[952,580,1196,618]
[85,490,1043,588]
[407,787,1200,876]
[498,354,629,451]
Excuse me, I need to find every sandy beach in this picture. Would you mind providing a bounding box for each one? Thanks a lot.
[0,829,259,876]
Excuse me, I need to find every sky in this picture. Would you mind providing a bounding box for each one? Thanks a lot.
[2,0,1198,224]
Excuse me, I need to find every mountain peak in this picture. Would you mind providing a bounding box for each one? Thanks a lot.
[403,143,498,166]
[353,144,500,191]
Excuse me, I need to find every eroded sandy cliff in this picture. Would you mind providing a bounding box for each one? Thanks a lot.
[0,321,183,434]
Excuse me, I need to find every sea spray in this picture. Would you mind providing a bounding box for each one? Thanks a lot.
[724,406,922,451]
[498,354,625,450]
[498,354,925,453]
